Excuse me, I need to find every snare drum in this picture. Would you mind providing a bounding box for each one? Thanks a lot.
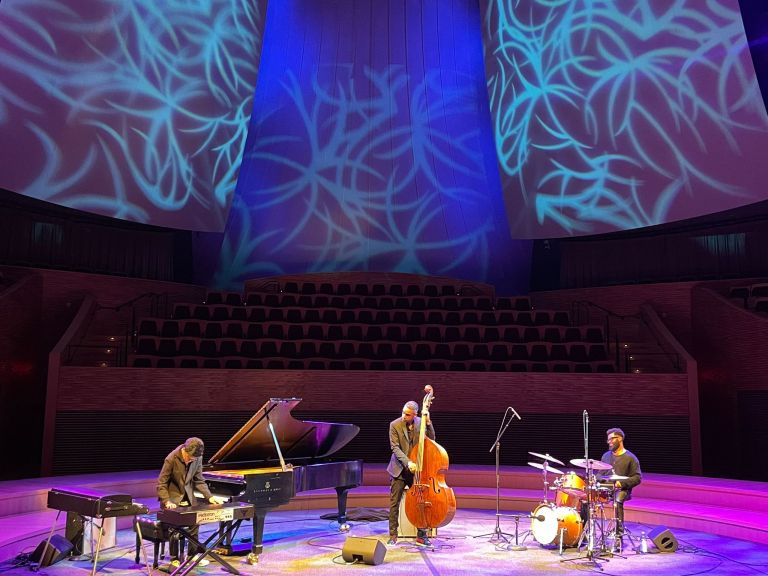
[531,503,584,547]
[555,472,586,508]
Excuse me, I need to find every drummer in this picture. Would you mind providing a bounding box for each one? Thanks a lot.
[600,428,642,536]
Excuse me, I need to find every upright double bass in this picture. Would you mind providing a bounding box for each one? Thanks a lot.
[404,385,456,531]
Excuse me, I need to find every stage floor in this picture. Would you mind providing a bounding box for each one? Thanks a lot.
[1,508,767,576]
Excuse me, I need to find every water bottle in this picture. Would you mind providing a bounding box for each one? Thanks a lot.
[640,531,648,554]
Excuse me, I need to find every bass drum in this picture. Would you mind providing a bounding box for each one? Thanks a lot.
[531,503,583,547]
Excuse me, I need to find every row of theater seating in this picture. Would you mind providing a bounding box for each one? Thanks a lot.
[138,320,604,344]
[170,305,566,326]
[131,356,616,372]
[239,293,528,311]
[211,282,489,301]
[134,338,608,363]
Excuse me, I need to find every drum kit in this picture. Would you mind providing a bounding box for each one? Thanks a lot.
[526,451,627,555]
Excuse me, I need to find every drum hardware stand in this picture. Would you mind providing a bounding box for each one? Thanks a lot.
[561,410,609,569]
[475,407,521,544]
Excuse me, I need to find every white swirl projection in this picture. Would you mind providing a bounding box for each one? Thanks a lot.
[214,0,522,291]
[0,0,265,231]
[482,0,768,238]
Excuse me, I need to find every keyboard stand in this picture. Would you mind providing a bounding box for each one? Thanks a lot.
[166,518,248,576]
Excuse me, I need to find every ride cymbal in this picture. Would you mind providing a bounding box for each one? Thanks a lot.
[569,458,613,471]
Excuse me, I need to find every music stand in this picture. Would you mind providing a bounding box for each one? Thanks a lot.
[474,407,521,546]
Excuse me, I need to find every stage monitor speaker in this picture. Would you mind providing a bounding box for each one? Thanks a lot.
[31,534,74,567]
[341,536,386,565]
[648,526,678,552]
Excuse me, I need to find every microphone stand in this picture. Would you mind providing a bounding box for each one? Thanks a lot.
[474,407,521,547]
[562,410,608,568]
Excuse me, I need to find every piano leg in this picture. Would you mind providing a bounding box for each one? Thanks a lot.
[247,510,268,564]
[335,484,357,532]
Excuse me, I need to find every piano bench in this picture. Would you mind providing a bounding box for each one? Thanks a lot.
[134,514,185,568]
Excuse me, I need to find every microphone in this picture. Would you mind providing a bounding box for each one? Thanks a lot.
[583,409,589,421]
[531,514,546,522]
[509,406,521,421]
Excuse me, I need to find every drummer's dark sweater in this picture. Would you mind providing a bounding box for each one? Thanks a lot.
[600,450,642,492]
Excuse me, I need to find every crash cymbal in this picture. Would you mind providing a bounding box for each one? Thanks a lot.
[569,458,613,471]
[527,461,563,475]
[528,451,565,466]
[605,474,629,481]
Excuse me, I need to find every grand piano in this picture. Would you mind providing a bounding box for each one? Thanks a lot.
[202,398,363,563]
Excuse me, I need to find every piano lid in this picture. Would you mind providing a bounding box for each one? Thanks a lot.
[207,398,359,466]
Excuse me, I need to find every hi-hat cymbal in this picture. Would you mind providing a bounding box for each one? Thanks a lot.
[528,451,565,466]
[569,458,613,471]
[527,461,563,475]
[604,474,629,481]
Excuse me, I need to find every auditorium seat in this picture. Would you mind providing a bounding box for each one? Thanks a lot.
[177,338,198,356]
[346,325,364,341]
[595,362,616,373]
[210,306,228,321]
[178,357,199,368]
[552,311,570,326]
[750,283,768,298]
[260,340,279,357]
[245,293,263,306]
[192,305,210,320]
[528,343,549,362]
[157,338,177,356]
[198,340,218,357]
[230,307,247,321]
[181,320,202,337]
[204,322,223,339]
[160,320,179,338]
[522,327,540,342]
[568,343,589,363]
[543,326,562,342]
[502,326,521,342]
[549,343,569,362]
[172,303,191,319]
[248,307,266,322]
[223,358,243,369]
[219,340,238,356]
[240,341,258,358]
[225,322,244,339]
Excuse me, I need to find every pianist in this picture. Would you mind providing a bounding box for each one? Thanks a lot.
[157,437,221,563]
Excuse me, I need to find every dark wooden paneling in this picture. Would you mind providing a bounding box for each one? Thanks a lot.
[53,411,691,476]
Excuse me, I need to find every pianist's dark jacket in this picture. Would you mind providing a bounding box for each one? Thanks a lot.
[157,444,213,506]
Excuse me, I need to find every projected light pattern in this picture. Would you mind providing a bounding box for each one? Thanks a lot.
[0,0,265,231]
[214,1,521,291]
[482,0,768,238]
